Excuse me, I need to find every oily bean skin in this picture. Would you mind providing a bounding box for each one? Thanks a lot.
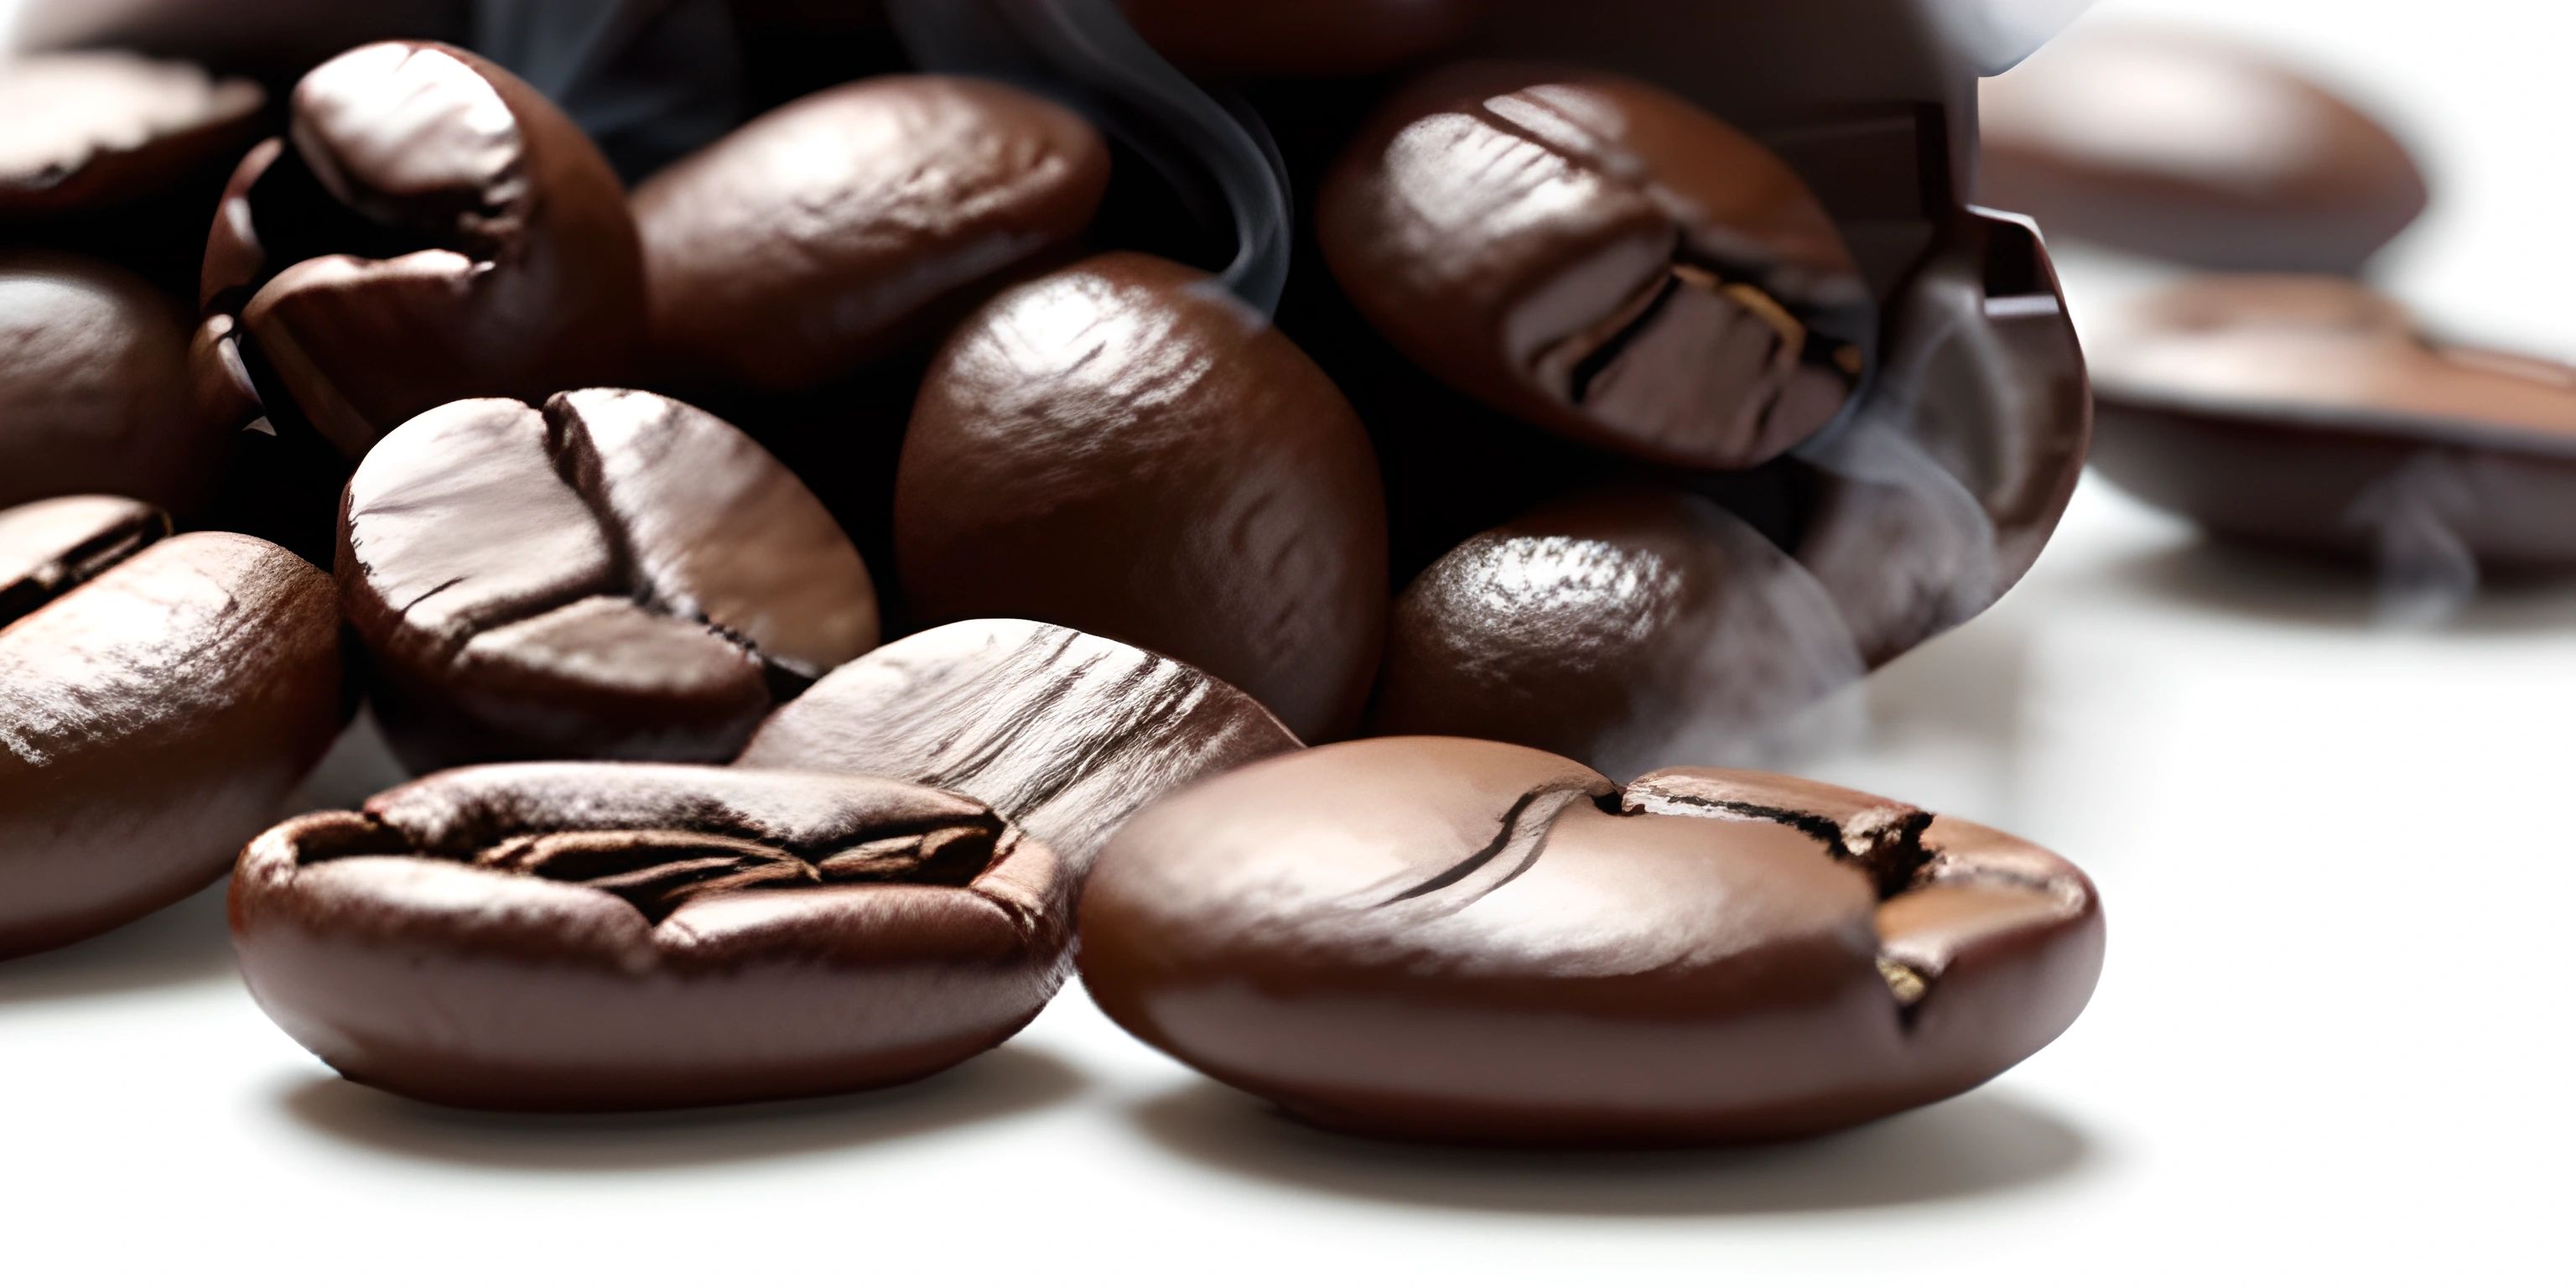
[1980,28,2428,274]
[1370,488,1861,781]
[0,252,217,516]
[735,618,1302,872]
[1080,738,2103,1145]
[1120,0,1489,77]
[2,496,345,959]
[231,763,1072,1110]
[2087,276,2576,569]
[895,252,1389,741]
[0,52,263,220]
[1320,63,1872,470]
[635,75,1110,394]
[340,389,877,773]
[200,41,644,458]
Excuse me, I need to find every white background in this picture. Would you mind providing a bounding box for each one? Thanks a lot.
[6,1,2573,1283]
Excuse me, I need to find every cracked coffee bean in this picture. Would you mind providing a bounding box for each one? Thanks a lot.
[340,388,879,772]
[198,41,645,459]
[1,495,345,958]
[635,75,1110,394]
[1120,0,1488,77]
[1080,737,2103,1145]
[896,252,1389,740]
[0,51,262,221]
[0,252,216,516]
[736,617,1301,871]
[232,762,1072,1110]
[1980,27,2428,273]
[2087,276,2576,569]
[1319,63,1872,470]
[1368,487,1860,779]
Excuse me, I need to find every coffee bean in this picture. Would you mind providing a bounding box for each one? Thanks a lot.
[1120,0,1488,77]
[7,1,468,79]
[199,41,644,458]
[1981,27,2428,273]
[1,495,345,958]
[1319,63,1872,470]
[896,252,1389,740]
[635,75,1109,394]
[0,51,263,220]
[340,388,877,772]
[2088,276,2576,568]
[1080,737,2102,1145]
[736,618,1301,871]
[0,252,217,516]
[231,762,1072,1110]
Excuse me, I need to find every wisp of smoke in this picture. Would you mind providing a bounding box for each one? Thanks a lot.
[2346,451,2482,629]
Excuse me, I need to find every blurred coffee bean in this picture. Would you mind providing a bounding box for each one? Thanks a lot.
[1080,738,2104,1145]
[1,495,345,958]
[635,75,1109,394]
[0,52,262,218]
[896,252,1388,740]
[234,762,1072,1109]
[200,41,644,458]
[8,0,470,79]
[736,617,1301,870]
[1320,63,1872,470]
[340,389,877,772]
[0,252,218,515]
[2089,275,2576,569]
[1980,27,2428,273]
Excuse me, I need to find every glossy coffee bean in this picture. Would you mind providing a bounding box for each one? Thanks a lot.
[233,762,1072,1110]
[2088,276,2576,569]
[896,252,1388,740]
[1081,738,2103,1145]
[736,618,1301,870]
[200,41,644,458]
[0,52,262,220]
[1980,27,2428,273]
[1120,0,1488,77]
[1320,63,1872,470]
[1,496,344,958]
[635,75,1109,393]
[1370,488,1861,779]
[340,389,878,772]
[0,252,216,515]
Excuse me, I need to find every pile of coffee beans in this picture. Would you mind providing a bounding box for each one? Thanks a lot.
[3,0,2106,1145]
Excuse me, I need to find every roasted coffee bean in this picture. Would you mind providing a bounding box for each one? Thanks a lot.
[2087,276,2576,569]
[1319,63,1872,470]
[736,618,1301,870]
[340,389,878,772]
[200,41,644,458]
[1120,0,1488,77]
[635,75,1109,394]
[1,495,344,958]
[1081,738,2103,1145]
[1980,27,2428,273]
[0,252,216,516]
[232,762,1072,1110]
[896,252,1388,740]
[0,52,262,220]
[1369,488,1861,779]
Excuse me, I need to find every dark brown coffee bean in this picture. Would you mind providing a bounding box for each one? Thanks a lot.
[1370,488,1861,778]
[340,389,878,772]
[896,252,1389,740]
[200,41,644,458]
[1120,0,1488,77]
[1080,737,2102,1145]
[2087,276,2576,569]
[2,495,345,958]
[1319,63,1872,470]
[231,762,1072,1110]
[736,618,1301,871]
[635,75,1109,394]
[0,52,262,220]
[1980,27,2428,273]
[0,251,221,516]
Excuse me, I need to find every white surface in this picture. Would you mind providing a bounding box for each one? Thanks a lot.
[8,1,2576,1284]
